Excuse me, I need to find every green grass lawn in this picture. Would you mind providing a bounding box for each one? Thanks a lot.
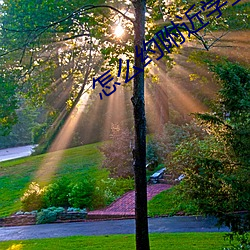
[0,140,184,219]
[0,140,197,218]
[0,233,231,250]
[0,143,104,217]
[148,186,199,217]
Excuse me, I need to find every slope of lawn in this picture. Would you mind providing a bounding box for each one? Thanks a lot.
[0,233,231,250]
[0,142,104,217]
[148,186,199,217]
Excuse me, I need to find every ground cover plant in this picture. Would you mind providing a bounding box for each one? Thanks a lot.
[0,233,232,250]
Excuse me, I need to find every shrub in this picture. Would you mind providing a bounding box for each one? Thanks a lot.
[36,206,64,224]
[113,177,134,197]
[21,182,45,211]
[43,177,71,208]
[92,178,117,209]
[67,207,86,213]
[146,141,159,171]
[68,180,94,209]
[223,233,250,250]
[93,177,134,209]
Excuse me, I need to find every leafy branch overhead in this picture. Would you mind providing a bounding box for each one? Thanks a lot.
[0,4,134,57]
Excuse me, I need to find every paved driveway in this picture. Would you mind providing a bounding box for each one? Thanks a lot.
[0,216,230,241]
[0,145,36,162]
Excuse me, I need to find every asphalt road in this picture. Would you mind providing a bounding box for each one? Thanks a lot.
[0,216,230,241]
[0,145,37,162]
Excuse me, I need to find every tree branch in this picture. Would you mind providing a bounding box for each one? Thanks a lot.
[0,4,134,57]
[147,24,230,53]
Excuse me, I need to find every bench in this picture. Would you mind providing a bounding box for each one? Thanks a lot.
[175,174,185,182]
[149,168,165,184]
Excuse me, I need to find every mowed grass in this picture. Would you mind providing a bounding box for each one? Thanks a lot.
[0,143,104,217]
[148,186,199,217]
[0,233,230,250]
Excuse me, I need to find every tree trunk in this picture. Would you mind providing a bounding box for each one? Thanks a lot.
[132,1,150,250]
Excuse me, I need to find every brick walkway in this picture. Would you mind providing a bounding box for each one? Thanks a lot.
[88,184,171,219]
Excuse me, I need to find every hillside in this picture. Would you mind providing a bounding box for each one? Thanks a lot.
[0,143,103,217]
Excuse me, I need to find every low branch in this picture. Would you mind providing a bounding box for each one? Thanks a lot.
[204,30,230,50]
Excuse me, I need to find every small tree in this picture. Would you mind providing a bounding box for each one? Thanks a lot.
[99,124,133,178]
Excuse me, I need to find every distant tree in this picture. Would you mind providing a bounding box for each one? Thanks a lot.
[99,124,133,178]
[147,122,206,168]
[0,74,18,136]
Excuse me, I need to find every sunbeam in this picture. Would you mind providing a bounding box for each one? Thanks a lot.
[35,92,89,184]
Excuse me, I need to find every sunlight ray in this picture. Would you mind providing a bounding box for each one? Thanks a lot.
[35,93,89,184]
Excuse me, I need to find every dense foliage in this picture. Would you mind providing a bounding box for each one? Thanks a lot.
[21,175,134,212]
[147,122,206,168]
[21,182,45,212]
[0,74,18,136]
[36,206,64,224]
[43,177,71,208]
[168,61,250,233]
[0,0,245,144]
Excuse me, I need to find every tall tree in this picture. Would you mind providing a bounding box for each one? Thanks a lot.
[132,1,149,249]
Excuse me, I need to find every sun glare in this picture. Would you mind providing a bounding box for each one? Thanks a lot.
[114,24,124,38]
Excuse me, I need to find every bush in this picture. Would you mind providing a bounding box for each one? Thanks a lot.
[92,177,134,209]
[68,180,94,209]
[43,177,71,208]
[223,233,250,250]
[146,141,159,171]
[21,182,45,211]
[67,207,86,213]
[112,177,134,197]
[36,206,64,224]
[92,178,117,209]
[21,177,98,212]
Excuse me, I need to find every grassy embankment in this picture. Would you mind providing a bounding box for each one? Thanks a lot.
[0,143,104,217]
[0,140,199,218]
